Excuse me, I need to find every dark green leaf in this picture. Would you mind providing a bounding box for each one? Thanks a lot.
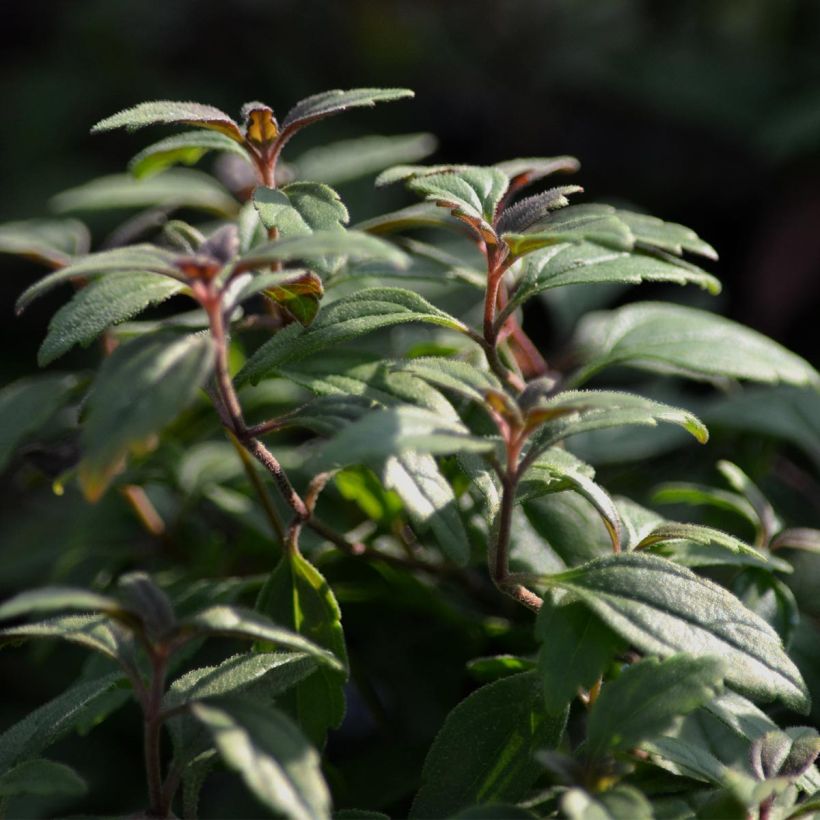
[397,356,502,404]
[0,218,89,267]
[587,655,725,757]
[540,553,810,712]
[117,572,177,643]
[78,332,214,500]
[454,806,538,819]
[0,758,87,798]
[466,655,536,684]
[191,698,331,820]
[38,271,185,365]
[253,183,348,238]
[496,186,584,234]
[129,129,249,178]
[92,100,242,139]
[282,87,414,132]
[410,672,567,818]
[573,302,820,388]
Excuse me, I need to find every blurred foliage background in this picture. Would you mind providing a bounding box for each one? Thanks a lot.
[1,1,820,816]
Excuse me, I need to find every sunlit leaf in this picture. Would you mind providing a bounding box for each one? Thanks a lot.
[92,100,242,140]
[129,129,249,178]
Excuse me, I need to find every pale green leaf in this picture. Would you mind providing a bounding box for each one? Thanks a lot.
[129,129,250,178]
[561,786,653,820]
[573,302,820,388]
[253,183,348,239]
[540,553,809,712]
[282,87,414,132]
[618,210,718,260]
[0,587,123,622]
[38,271,185,365]
[191,699,331,820]
[410,672,567,818]
[52,169,239,217]
[0,218,89,267]
[0,758,87,798]
[91,100,242,139]
[397,356,502,405]
[517,448,596,502]
[78,332,214,500]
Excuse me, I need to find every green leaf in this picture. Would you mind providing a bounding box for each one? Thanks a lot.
[256,551,348,747]
[751,728,820,781]
[653,482,760,531]
[0,374,78,472]
[78,331,214,500]
[617,210,718,260]
[502,243,720,320]
[494,156,581,188]
[38,271,185,365]
[312,406,495,470]
[406,166,509,234]
[0,758,86,798]
[180,605,344,671]
[466,655,536,684]
[281,87,414,133]
[129,129,249,177]
[0,218,89,267]
[540,553,810,712]
[454,806,539,819]
[91,100,242,139]
[295,132,436,185]
[517,448,596,501]
[255,270,325,327]
[496,186,584,234]
[16,244,179,313]
[535,600,623,714]
[52,169,239,217]
[238,288,467,385]
[587,655,725,758]
[0,673,127,770]
[0,587,123,621]
[772,528,820,554]
[561,787,653,820]
[253,183,349,239]
[383,451,471,565]
[411,672,567,818]
[191,698,331,820]
[397,356,502,405]
[573,302,820,388]
[117,571,177,643]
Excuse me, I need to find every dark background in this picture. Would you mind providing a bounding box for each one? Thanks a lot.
[2,0,820,378]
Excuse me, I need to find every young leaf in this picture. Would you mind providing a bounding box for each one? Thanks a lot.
[0,218,89,267]
[653,482,760,532]
[573,301,820,388]
[281,87,414,134]
[237,288,468,385]
[494,156,581,192]
[535,600,623,714]
[586,655,725,758]
[129,129,250,178]
[38,271,185,365]
[253,183,349,238]
[411,672,567,818]
[751,728,820,781]
[78,332,214,501]
[51,169,239,217]
[91,100,242,140]
[256,550,348,747]
[117,572,177,643]
[0,374,78,472]
[0,758,87,798]
[496,186,584,234]
[617,210,718,260]
[191,698,331,820]
[540,553,810,712]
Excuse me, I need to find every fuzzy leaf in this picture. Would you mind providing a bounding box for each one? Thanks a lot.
[78,332,214,500]
[587,655,725,758]
[38,271,185,365]
[494,156,581,190]
[52,169,239,217]
[256,551,348,747]
[750,728,820,781]
[238,288,467,385]
[561,787,653,820]
[0,587,123,622]
[541,553,810,712]
[295,132,436,185]
[618,210,717,260]
[191,698,331,820]
[129,129,249,178]
[253,183,348,239]
[92,100,242,139]
[0,374,78,472]
[0,218,89,267]
[356,203,461,236]
[573,302,820,388]
[636,522,781,564]
[281,87,414,133]
[411,672,567,818]
[0,758,87,798]
[517,448,596,501]
[397,357,502,404]
[496,186,584,234]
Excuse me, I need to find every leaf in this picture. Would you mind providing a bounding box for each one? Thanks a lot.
[78,332,214,500]
[91,100,242,140]
[0,218,89,267]
[0,587,123,621]
[751,728,820,781]
[410,672,567,818]
[494,156,581,191]
[16,244,179,313]
[253,183,349,239]
[502,242,721,320]
[180,605,344,671]
[383,451,471,565]
[117,571,177,643]
[586,655,725,758]
[295,132,436,185]
[772,528,820,554]
[561,786,653,820]
[129,129,250,177]
[517,448,596,501]
[256,551,348,747]
[38,271,185,365]
[406,166,509,235]
[260,270,324,327]
[0,374,78,472]
[540,553,810,712]
[535,600,623,714]
[0,758,86,798]
[191,698,331,820]
[281,87,414,133]
[617,210,718,260]
[496,186,584,234]
[466,656,536,684]
[237,288,467,385]
[312,406,495,470]
[51,169,239,217]
[397,356,503,404]
[0,673,127,770]
[652,482,760,531]
[573,302,820,388]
